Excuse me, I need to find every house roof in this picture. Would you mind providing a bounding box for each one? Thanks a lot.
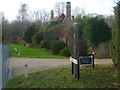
[51,13,65,22]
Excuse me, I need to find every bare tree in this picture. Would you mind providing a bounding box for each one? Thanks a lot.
[54,2,66,16]
[1,13,11,40]
[17,3,29,36]
[32,9,49,23]
[18,3,28,21]
[72,7,85,17]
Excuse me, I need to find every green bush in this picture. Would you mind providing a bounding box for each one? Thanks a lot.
[24,24,39,43]
[18,40,26,46]
[31,36,40,48]
[40,40,48,48]
[32,32,44,48]
[60,47,70,57]
[45,21,60,29]
[43,24,65,49]
[50,40,66,55]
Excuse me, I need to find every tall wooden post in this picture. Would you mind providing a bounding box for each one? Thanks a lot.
[92,54,95,68]
[73,23,80,80]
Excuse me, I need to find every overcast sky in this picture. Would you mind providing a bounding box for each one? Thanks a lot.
[0,0,118,21]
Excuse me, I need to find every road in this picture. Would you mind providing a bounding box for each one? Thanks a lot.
[0,45,2,90]
[1,45,10,89]
[11,57,113,77]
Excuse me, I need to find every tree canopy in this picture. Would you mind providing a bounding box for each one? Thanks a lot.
[110,1,120,68]
[24,24,39,43]
[73,16,111,54]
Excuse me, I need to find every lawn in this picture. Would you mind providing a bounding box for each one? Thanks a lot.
[8,44,68,59]
[6,64,119,88]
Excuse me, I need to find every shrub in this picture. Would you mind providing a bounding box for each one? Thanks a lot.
[40,40,48,48]
[45,21,60,29]
[43,24,65,49]
[50,40,66,55]
[18,40,26,46]
[60,47,70,57]
[24,24,39,43]
[32,32,44,48]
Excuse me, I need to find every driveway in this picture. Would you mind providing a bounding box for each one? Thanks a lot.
[11,57,113,77]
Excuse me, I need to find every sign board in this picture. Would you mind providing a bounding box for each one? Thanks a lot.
[70,57,78,64]
[80,58,92,64]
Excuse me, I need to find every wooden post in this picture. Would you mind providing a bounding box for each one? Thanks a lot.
[72,62,74,75]
[92,54,95,68]
[73,23,80,81]
[25,64,28,79]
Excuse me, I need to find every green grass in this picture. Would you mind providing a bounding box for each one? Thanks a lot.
[6,64,119,88]
[8,44,68,59]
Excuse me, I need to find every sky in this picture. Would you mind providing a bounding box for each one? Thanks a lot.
[0,0,118,21]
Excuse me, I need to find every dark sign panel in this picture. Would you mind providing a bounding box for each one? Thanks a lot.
[80,58,92,64]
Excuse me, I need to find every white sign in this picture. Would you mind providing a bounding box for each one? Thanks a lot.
[14,47,17,52]
[70,57,78,64]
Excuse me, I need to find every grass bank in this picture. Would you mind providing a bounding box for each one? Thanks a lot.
[9,44,68,59]
[6,64,119,88]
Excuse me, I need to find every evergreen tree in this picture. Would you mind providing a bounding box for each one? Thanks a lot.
[110,1,120,69]
[73,16,111,54]
[24,24,39,43]
[89,17,111,46]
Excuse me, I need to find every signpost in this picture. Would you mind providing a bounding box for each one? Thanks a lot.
[70,54,94,81]
[71,23,80,81]
[70,23,95,81]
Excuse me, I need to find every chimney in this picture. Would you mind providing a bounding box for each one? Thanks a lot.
[51,10,54,20]
[65,2,72,23]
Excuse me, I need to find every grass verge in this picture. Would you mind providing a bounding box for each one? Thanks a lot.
[8,44,68,59]
[6,64,119,88]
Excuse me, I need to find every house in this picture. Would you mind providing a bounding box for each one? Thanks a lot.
[3,37,23,44]
[50,2,72,24]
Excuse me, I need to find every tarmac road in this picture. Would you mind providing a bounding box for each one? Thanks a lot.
[1,45,10,88]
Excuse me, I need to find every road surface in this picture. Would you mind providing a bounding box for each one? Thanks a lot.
[1,45,10,89]
[11,57,113,77]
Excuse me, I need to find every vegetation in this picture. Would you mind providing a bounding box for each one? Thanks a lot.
[2,1,114,59]
[60,47,70,57]
[43,30,59,49]
[50,40,66,55]
[6,64,119,88]
[24,24,39,43]
[90,17,111,46]
[110,1,120,69]
[31,32,44,48]
[9,44,68,59]
[39,40,48,48]
[43,24,65,49]
[73,16,111,54]
[45,21,60,29]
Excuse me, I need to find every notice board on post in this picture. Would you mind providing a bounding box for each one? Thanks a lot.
[79,58,92,64]
[79,54,94,68]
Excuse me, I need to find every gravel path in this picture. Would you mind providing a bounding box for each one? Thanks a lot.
[10,57,113,77]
